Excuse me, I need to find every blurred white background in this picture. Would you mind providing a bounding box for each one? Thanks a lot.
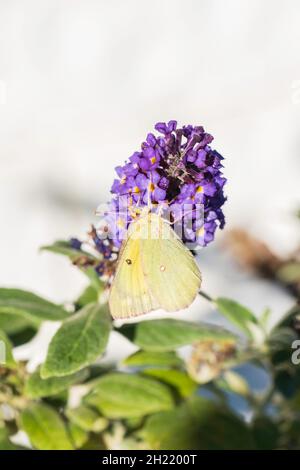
[0,0,299,339]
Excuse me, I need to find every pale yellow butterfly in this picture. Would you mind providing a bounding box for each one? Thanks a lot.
[109,207,201,319]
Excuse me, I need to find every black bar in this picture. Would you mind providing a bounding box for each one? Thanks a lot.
[0,450,298,466]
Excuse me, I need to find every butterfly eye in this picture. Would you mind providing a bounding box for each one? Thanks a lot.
[126,259,132,265]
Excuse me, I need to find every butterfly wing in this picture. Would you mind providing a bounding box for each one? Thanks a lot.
[109,212,201,318]
[109,220,159,319]
[140,213,202,312]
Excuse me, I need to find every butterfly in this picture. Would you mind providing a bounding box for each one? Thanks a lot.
[109,207,201,319]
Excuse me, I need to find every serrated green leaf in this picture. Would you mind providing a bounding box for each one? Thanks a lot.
[0,288,69,322]
[21,403,74,450]
[143,396,255,450]
[0,329,16,368]
[25,367,88,398]
[143,369,197,398]
[123,350,183,368]
[215,298,257,337]
[41,303,111,378]
[66,405,107,432]
[125,319,236,352]
[85,373,174,419]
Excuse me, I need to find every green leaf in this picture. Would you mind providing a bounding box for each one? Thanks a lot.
[0,329,17,368]
[83,267,105,292]
[0,314,37,347]
[0,288,69,322]
[269,326,297,352]
[68,422,89,449]
[123,350,183,368]
[85,373,174,419]
[25,367,88,398]
[0,313,36,335]
[66,405,108,432]
[215,297,257,337]
[45,390,69,408]
[252,417,279,450]
[0,426,22,450]
[41,240,96,263]
[143,396,255,450]
[75,285,99,309]
[21,403,74,450]
[143,369,197,398]
[41,303,111,378]
[125,319,236,352]
[260,308,272,331]
[268,326,298,368]
[81,434,106,450]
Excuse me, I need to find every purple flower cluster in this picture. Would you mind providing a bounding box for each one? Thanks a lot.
[105,121,226,250]
[68,121,226,280]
